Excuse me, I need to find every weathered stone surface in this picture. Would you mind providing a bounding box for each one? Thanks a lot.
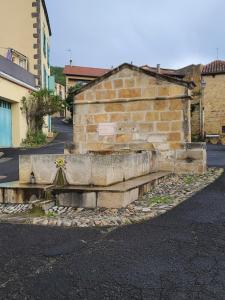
[0,189,3,203]
[3,189,24,204]
[203,74,225,136]
[160,111,182,121]
[64,155,91,185]
[19,152,156,186]
[176,149,205,161]
[73,66,192,155]
[97,188,139,208]
[113,79,123,88]
[91,155,124,186]
[58,192,97,208]
[105,103,125,112]
[94,114,108,123]
[154,100,169,110]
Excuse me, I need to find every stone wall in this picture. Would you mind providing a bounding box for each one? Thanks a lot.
[203,74,225,135]
[178,64,203,96]
[191,102,200,139]
[73,67,191,155]
[158,142,206,174]
[177,64,203,139]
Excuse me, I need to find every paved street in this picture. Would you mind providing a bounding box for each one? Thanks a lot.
[207,143,225,167]
[0,117,72,183]
[1,126,225,298]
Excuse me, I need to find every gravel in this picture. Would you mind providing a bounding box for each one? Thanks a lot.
[0,168,223,227]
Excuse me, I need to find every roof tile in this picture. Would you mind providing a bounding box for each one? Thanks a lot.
[63,65,110,77]
[202,60,225,75]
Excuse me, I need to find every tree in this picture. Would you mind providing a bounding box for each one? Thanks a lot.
[65,83,82,117]
[21,89,64,134]
[50,66,66,86]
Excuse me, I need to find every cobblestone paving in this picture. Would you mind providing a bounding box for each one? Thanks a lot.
[0,168,223,227]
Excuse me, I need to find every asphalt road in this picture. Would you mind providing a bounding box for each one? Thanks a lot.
[207,143,225,167]
[0,117,72,183]
[1,126,225,299]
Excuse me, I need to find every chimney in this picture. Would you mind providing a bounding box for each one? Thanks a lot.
[70,59,72,66]
[157,64,161,73]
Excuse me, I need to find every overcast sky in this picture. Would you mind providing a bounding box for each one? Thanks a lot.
[46,0,225,69]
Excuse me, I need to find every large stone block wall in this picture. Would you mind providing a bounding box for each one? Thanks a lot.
[73,68,191,154]
[158,142,206,174]
[191,102,200,139]
[203,74,225,135]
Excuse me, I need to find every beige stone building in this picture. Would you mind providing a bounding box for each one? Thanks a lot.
[201,60,225,141]
[0,64,206,209]
[181,60,225,142]
[73,63,206,174]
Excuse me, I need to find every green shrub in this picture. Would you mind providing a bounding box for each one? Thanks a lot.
[22,130,47,147]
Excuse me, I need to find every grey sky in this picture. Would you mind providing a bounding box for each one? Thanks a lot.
[46,0,225,69]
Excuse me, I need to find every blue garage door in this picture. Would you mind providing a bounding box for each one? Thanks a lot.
[0,100,12,147]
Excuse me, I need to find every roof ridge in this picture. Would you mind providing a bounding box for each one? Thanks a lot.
[73,62,195,96]
[202,60,225,75]
[65,65,109,70]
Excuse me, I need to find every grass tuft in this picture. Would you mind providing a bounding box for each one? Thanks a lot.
[148,195,173,206]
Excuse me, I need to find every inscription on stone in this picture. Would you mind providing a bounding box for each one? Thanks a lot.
[98,123,116,136]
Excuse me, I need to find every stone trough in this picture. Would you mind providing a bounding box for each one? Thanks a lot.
[0,150,170,208]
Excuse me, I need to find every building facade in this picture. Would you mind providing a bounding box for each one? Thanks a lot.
[53,82,68,117]
[0,0,52,89]
[180,60,225,143]
[201,60,225,142]
[72,63,206,174]
[63,65,109,94]
[0,0,53,147]
[0,55,37,147]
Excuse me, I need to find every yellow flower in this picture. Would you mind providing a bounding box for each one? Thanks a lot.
[55,158,66,169]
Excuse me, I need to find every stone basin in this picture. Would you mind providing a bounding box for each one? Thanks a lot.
[19,150,158,187]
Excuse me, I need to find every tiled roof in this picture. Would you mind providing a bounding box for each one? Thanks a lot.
[0,55,36,87]
[141,65,184,78]
[63,65,110,77]
[73,63,195,96]
[202,60,225,75]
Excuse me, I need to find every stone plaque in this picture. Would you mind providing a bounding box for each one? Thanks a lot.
[98,123,116,136]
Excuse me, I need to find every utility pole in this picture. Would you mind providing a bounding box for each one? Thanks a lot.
[66,49,72,65]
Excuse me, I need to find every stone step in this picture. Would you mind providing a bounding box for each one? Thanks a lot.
[57,172,170,209]
[54,171,170,193]
[0,172,170,209]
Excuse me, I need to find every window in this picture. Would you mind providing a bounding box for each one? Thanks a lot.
[19,59,26,69]
[0,100,11,109]
[76,80,90,86]
[222,126,225,133]
[43,31,46,57]
[43,66,48,88]
[47,44,50,66]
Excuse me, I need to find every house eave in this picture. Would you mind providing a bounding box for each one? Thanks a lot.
[0,71,38,91]
[73,63,195,96]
